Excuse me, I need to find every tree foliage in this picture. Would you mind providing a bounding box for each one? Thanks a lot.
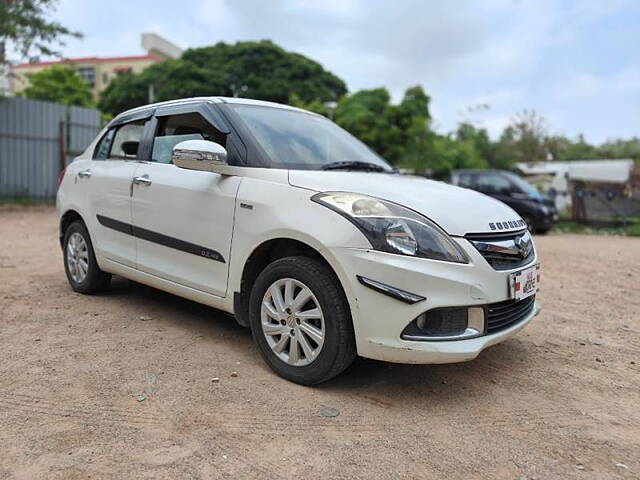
[96,39,638,171]
[333,88,404,163]
[98,40,347,116]
[329,85,485,175]
[19,65,92,107]
[0,0,80,61]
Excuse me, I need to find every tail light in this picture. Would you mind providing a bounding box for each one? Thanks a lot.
[57,167,67,191]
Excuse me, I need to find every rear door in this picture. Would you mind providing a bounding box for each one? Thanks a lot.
[85,118,150,267]
[130,104,241,297]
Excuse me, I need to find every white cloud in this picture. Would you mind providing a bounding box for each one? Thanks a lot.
[42,0,639,143]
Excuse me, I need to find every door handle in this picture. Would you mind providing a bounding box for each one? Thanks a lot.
[78,169,92,178]
[132,175,152,186]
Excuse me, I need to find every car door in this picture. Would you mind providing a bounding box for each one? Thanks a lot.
[84,117,150,267]
[130,105,241,297]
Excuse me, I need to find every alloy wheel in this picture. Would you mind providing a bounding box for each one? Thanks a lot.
[66,232,89,284]
[260,278,325,366]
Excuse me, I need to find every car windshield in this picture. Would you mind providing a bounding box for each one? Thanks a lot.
[502,172,540,196]
[230,104,392,171]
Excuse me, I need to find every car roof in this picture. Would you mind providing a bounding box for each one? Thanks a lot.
[111,96,312,124]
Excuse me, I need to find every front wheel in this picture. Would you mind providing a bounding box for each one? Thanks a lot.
[249,256,356,385]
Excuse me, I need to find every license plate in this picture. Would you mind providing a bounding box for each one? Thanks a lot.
[509,264,540,300]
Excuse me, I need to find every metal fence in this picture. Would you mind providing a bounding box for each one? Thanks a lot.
[0,97,101,200]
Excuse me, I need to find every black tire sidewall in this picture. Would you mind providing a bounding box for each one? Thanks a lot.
[63,220,104,293]
[248,257,352,385]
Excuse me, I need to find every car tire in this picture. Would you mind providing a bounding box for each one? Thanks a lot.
[248,256,356,385]
[63,220,111,294]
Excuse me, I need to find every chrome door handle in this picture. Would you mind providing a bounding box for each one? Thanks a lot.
[78,169,91,178]
[132,175,152,186]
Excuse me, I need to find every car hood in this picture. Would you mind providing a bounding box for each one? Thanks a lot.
[289,171,524,236]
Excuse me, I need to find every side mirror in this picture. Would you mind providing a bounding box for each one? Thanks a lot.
[121,141,139,157]
[172,140,227,172]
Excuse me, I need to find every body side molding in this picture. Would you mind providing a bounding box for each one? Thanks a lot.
[96,214,225,263]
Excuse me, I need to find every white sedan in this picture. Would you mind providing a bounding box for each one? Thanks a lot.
[57,97,540,384]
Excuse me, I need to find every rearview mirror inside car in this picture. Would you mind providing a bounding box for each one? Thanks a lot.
[172,139,228,173]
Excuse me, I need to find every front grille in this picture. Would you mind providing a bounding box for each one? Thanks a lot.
[486,296,536,334]
[467,230,535,270]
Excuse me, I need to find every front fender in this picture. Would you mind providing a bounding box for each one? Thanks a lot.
[227,177,371,298]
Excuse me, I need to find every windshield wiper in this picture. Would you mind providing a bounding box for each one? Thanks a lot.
[321,161,388,172]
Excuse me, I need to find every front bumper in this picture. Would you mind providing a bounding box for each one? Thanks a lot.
[325,238,540,364]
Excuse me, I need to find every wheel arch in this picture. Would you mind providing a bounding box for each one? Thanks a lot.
[59,209,86,248]
[233,237,351,329]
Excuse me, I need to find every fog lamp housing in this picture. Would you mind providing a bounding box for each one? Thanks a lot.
[401,306,485,341]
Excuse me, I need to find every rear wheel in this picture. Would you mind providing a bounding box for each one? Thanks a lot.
[249,256,356,385]
[63,220,111,293]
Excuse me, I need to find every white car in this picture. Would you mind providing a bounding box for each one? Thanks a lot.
[57,97,540,384]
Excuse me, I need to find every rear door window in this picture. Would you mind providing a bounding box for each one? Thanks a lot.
[94,128,115,160]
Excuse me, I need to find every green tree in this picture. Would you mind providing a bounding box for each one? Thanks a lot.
[492,110,549,167]
[426,135,487,178]
[333,88,404,163]
[544,133,600,161]
[598,137,640,160]
[493,126,518,169]
[19,65,92,106]
[333,85,432,166]
[0,0,80,64]
[397,85,431,123]
[99,40,347,116]
[287,93,328,116]
[455,122,493,165]
[544,134,573,161]
[96,70,148,115]
[562,134,599,160]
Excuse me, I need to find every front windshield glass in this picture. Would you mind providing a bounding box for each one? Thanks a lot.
[502,172,540,196]
[230,104,392,171]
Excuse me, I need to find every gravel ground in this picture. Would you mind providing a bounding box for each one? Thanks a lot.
[0,206,638,479]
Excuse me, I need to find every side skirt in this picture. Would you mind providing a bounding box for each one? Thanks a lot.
[101,257,234,314]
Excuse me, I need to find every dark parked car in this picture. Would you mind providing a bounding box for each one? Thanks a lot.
[451,170,558,234]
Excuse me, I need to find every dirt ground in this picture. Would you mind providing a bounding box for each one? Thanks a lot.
[0,206,638,480]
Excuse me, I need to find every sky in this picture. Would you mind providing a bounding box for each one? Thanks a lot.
[35,0,640,143]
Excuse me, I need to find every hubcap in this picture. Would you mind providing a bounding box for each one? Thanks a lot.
[66,232,89,284]
[260,278,325,367]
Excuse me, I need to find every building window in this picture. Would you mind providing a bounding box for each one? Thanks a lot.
[76,66,96,88]
[102,73,109,84]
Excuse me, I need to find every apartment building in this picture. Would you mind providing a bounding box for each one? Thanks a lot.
[10,33,182,101]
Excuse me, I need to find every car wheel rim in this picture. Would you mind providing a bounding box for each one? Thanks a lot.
[66,232,89,284]
[261,278,325,367]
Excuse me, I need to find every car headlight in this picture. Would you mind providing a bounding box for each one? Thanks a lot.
[312,192,468,263]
